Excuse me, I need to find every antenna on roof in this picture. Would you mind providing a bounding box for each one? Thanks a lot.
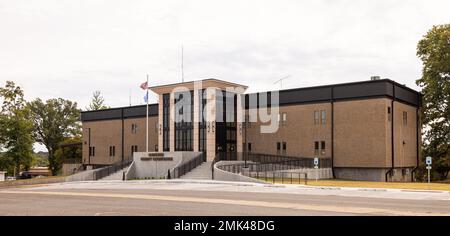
[371,76,381,81]
[273,75,291,90]
[181,45,184,83]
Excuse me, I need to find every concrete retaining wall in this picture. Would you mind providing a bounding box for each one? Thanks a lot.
[334,167,414,182]
[125,162,136,180]
[126,152,202,180]
[214,161,333,183]
[61,163,83,176]
[65,167,108,182]
[261,168,333,180]
[0,177,66,188]
[213,161,266,183]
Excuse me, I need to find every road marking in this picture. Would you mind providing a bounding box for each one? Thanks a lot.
[1,190,448,216]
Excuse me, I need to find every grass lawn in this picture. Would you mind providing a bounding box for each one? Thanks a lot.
[261,178,450,191]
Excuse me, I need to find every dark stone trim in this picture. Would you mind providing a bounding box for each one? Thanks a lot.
[82,79,421,122]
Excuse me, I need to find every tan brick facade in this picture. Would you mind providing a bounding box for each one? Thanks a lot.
[81,79,421,181]
[82,116,159,166]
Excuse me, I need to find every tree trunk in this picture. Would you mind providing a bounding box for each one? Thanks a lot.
[48,149,57,176]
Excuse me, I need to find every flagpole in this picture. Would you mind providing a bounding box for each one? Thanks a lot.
[146,74,149,153]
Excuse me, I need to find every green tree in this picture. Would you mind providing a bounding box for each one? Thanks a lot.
[87,90,109,111]
[0,81,34,176]
[416,24,450,180]
[28,98,81,175]
[54,136,82,165]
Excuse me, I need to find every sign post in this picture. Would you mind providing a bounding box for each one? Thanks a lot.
[426,156,432,184]
[314,157,319,182]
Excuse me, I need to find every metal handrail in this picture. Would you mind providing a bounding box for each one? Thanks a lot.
[173,153,206,178]
[92,159,133,181]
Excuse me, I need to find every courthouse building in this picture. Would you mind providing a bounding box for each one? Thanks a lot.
[81,78,421,181]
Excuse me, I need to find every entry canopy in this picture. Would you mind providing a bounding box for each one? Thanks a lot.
[149,78,248,95]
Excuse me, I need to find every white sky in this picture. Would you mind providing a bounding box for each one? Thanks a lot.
[1,0,449,151]
[1,0,450,107]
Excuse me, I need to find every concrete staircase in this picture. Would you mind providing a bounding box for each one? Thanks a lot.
[99,167,128,181]
[180,162,213,180]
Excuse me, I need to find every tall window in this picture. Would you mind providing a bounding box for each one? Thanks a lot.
[321,141,326,155]
[314,141,326,156]
[162,94,170,151]
[321,110,326,124]
[89,147,96,156]
[247,143,252,153]
[131,124,138,134]
[109,146,115,157]
[403,111,408,125]
[199,89,207,152]
[388,107,392,122]
[314,110,326,125]
[314,111,320,124]
[279,112,287,126]
[131,145,138,156]
[282,142,287,155]
[277,142,281,155]
[314,141,319,155]
[175,91,194,151]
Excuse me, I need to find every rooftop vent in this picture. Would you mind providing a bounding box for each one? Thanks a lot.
[371,76,381,81]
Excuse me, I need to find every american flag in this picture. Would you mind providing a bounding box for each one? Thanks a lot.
[140,81,148,90]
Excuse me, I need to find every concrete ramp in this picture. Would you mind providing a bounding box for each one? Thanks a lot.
[99,167,128,181]
[181,162,212,180]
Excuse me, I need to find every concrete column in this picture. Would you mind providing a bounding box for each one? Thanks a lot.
[158,94,163,152]
[236,93,243,159]
[206,89,216,161]
[169,92,175,152]
[193,89,199,152]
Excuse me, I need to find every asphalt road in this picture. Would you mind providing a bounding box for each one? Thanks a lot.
[0,180,449,216]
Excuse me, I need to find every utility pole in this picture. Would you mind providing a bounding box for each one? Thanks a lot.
[145,75,149,153]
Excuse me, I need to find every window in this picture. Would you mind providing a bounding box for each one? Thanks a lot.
[155,145,158,152]
[131,124,138,134]
[199,89,207,152]
[315,141,326,156]
[277,142,281,154]
[282,142,287,155]
[248,143,252,153]
[175,91,194,151]
[109,146,116,157]
[314,111,320,124]
[387,107,392,121]
[321,110,326,124]
[163,94,170,151]
[89,147,96,156]
[281,112,287,126]
[321,141,326,155]
[403,111,407,125]
[131,145,138,156]
[314,142,319,155]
